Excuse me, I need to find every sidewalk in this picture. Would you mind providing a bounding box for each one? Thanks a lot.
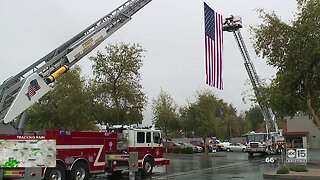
[263,169,320,179]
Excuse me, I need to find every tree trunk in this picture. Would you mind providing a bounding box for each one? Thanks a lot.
[304,78,320,130]
[202,137,208,155]
[306,90,320,129]
[165,126,168,140]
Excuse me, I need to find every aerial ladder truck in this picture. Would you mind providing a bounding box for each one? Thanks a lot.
[0,1,170,179]
[223,16,284,156]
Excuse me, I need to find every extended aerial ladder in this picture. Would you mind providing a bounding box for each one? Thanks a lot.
[222,16,278,134]
[0,0,152,135]
[223,16,284,155]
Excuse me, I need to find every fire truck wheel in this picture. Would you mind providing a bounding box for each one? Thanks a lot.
[44,164,66,180]
[141,157,154,176]
[111,170,123,177]
[70,162,89,180]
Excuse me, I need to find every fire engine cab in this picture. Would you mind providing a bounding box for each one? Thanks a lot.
[104,125,167,175]
[0,0,170,179]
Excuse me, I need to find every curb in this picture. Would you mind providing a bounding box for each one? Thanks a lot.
[263,169,320,180]
[308,160,320,165]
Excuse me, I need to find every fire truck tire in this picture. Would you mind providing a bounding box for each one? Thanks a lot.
[44,164,66,180]
[140,157,154,176]
[70,162,89,180]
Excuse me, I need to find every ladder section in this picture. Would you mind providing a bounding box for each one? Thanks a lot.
[223,16,278,133]
[233,31,260,96]
[233,31,276,132]
[0,0,152,124]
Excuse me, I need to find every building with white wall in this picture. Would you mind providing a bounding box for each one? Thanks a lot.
[284,116,320,149]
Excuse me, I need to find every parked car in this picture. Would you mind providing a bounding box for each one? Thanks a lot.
[193,146,203,153]
[208,139,231,151]
[176,142,188,148]
[189,140,205,152]
[215,140,231,151]
[224,143,246,152]
[162,141,182,153]
[177,142,203,153]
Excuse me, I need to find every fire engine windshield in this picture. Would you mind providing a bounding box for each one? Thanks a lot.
[246,134,267,142]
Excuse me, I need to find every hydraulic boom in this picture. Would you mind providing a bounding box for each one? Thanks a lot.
[0,0,152,134]
[223,16,278,133]
[223,15,285,155]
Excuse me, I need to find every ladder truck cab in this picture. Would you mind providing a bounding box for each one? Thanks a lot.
[244,132,268,156]
[244,131,284,156]
[0,0,170,179]
[222,15,284,156]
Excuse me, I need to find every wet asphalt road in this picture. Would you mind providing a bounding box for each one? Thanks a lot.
[151,152,279,180]
[97,150,320,180]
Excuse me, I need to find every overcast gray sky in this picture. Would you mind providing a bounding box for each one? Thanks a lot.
[0,0,297,125]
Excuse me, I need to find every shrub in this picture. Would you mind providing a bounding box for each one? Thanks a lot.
[173,147,181,154]
[173,147,194,154]
[181,147,194,154]
[289,165,308,172]
[276,166,289,174]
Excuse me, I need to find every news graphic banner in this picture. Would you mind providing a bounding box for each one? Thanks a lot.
[0,136,56,168]
[286,148,307,164]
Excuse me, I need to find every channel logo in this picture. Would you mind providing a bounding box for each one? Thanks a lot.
[286,148,307,163]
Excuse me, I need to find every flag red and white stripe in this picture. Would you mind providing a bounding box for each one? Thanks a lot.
[204,2,224,90]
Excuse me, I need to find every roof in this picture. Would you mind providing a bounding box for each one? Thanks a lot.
[283,131,309,136]
[282,122,308,136]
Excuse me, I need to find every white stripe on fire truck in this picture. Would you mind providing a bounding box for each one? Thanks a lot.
[56,145,104,166]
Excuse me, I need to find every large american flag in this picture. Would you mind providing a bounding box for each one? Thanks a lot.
[25,79,41,101]
[204,2,224,90]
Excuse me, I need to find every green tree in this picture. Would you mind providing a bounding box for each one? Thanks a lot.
[237,112,250,136]
[90,43,147,125]
[245,106,265,131]
[252,0,320,129]
[180,89,242,151]
[25,66,97,131]
[179,106,193,138]
[213,101,238,140]
[152,90,179,139]
[181,90,219,154]
[221,104,239,139]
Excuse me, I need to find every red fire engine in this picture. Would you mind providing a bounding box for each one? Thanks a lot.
[0,0,170,179]
[1,127,169,179]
